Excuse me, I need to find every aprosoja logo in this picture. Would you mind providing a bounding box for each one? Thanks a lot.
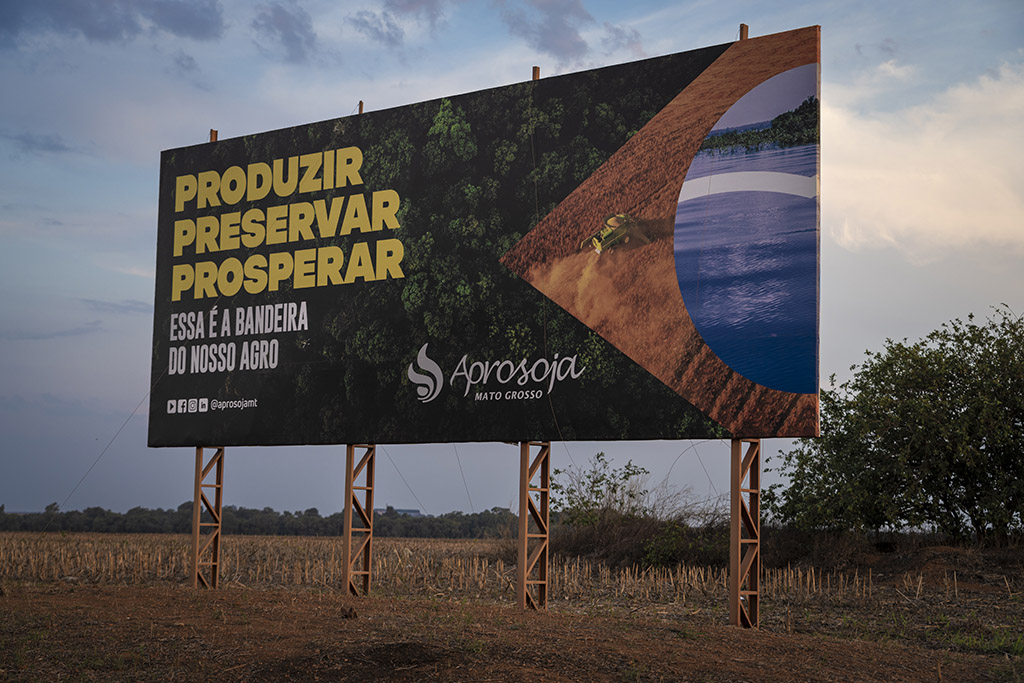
[408,343,444,403]
[407,343,586,402]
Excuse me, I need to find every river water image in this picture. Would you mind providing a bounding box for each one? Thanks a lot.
[674,144,818,395]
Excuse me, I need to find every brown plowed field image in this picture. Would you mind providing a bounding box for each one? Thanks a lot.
[502,27,820,438]
[2,534,1022,681]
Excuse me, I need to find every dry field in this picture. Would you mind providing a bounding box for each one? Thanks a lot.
[1,532,1021,681]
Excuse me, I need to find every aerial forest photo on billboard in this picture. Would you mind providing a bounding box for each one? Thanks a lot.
[149,27,821,448]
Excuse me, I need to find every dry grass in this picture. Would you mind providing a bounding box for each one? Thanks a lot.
[1,531,1022,674]
[0,531,1006,609]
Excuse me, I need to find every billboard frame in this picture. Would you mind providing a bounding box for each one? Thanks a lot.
[169,25,814,630]
[149,24,820,448]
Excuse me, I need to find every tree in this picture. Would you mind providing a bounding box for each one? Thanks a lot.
[551,452,650,527]
[423,98,477,172]
[765,306,1024,542]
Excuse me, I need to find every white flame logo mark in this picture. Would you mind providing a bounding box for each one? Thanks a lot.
[407,343,444,403]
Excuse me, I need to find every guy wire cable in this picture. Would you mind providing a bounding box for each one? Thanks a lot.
[452,443,475,513]
[42,387,156,533]
[379,445,429,515]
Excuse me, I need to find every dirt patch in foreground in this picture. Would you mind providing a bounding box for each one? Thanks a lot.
[0,582,1013,682]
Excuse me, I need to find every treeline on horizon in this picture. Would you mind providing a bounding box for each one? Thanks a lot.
[0,503,517,539]
[699,96,818,152]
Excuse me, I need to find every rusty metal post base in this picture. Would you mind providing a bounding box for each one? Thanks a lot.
[730,438,760,627]
[191,446,224,589]
[517,441,550,610]
[342,444,376,595]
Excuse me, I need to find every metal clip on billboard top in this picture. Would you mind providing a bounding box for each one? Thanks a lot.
[532,66,540,81]
[740,23,749,40]
[209,129,218,142]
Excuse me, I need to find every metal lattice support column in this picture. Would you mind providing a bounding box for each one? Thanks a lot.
[730,438,761,627]
[191,446,224,589]
[342,444,376,596]
[517,441,550,610]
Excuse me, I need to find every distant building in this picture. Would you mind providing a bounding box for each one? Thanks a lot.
[373,507,423,517]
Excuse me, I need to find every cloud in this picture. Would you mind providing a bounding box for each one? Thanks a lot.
[875,59,914,82]
[252,0,317,63]
[824,61,1024,262]
[878,38,898,57]
[383,0,450,28]
[0,131,76,155]
[0,0,225,47]
[166,48,211,89]
[499,0,593,65]
[143,0,225,41]
[828,59,915,111]
[80,299,152,315]
[855,37,899,60]
[0,320,103,341]
[341,1,456,48]
[107,264,157,279]
[600,22,645,59]
[171,50,199,76]
[348,10,404,47]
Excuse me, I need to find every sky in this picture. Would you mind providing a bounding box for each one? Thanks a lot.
[1,0,1022,516]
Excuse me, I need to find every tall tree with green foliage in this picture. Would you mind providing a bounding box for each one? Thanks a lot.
[765,306,1024,542]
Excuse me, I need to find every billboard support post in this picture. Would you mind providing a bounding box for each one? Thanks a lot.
[729,438,761,627]
[342,444,376,595]
[517,441,550,610]
[191,446,224,589]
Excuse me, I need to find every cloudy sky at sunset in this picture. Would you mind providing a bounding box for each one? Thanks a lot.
[1,0,1021,515]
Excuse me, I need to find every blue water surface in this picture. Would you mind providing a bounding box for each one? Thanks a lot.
[687,144,819,178]
[674,144,819,395]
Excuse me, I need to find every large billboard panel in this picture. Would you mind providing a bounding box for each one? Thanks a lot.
[149,26,820,447]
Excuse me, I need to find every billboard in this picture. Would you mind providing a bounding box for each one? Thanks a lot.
[149,26,820,447]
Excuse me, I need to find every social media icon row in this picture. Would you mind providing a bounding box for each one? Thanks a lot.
[166,397,209,414]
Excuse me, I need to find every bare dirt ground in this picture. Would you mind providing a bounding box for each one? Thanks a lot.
[2,575,1020,682]
[2,535,1021,681]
